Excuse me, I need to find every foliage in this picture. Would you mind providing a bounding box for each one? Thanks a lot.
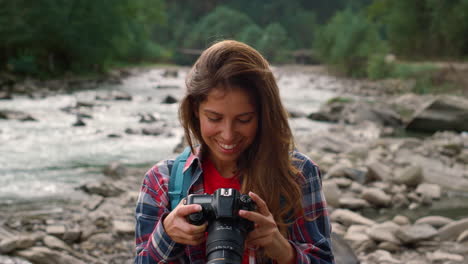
[0,0,164,76]
[184,6,256,49]
[314,9,386,77]
[367,54,394,80]
[257,23,292,63]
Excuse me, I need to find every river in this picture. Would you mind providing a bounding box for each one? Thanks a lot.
[0,66,338,207]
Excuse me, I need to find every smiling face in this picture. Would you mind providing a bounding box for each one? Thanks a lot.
[198,86,258,172]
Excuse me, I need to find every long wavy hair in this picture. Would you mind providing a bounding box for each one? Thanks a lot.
[179,40,302,235]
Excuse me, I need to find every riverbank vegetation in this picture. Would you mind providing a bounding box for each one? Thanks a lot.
[1,0,468,93]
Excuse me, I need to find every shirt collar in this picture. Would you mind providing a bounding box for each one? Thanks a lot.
[183,145,203,172]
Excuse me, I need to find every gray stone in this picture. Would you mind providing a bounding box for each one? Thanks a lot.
[330,209,376,226]
[43,236,72,251]
[367,221,401,244]
[392,215,410,226]
[406,95,468,133]
[0,255,32,264]
[426,250,465,263]
[0,110,36,121]
[339,197,370,209]
[415,183,441,200]
[361,187,391,207]
[0,236,37,254]
[395,224,438,244]
[394,166,423,187]
[366,161,392,182]
[102,162,127,179]
[46,225,66,238]
[457,230,468,243]
[112,220,134,235]
[322,180,340,208]
[438,218,468,241]
[331,232,359,264]
[415,215,453,228]
[15,247,86,264]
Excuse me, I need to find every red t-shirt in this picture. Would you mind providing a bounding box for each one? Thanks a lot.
[202,158,250,264]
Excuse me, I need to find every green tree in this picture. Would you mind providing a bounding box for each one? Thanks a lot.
[257,23,292,63]
[315,8,386,77]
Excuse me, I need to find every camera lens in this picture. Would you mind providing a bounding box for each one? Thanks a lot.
[206,220,245,264]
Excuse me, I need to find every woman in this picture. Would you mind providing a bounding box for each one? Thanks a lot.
[135,40,334,264]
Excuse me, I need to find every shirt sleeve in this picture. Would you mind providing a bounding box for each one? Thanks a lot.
[288,154,335,264]
[134,160,187,264]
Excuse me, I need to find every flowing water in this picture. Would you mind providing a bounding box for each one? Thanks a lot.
[0,66,338,208]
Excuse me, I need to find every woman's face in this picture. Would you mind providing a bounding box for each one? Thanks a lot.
[198,86,258,168]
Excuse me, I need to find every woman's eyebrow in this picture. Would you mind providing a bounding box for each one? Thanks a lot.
[203,109,255,117]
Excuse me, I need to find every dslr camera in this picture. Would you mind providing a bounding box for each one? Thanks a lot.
[186,188,256,264]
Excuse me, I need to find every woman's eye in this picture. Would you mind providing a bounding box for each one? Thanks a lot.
[208,117,221,122]
[238,118,252,124]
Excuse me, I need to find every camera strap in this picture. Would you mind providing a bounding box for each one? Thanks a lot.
[168,146,193,210]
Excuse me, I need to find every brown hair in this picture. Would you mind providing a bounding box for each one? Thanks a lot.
[179,40,302,235]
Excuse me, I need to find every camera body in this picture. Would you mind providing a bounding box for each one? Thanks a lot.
[186,188,256,264]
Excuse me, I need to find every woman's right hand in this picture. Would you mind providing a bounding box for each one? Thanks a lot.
[163,201,207,245]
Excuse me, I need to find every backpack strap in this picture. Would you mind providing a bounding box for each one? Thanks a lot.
[168,146,193,210]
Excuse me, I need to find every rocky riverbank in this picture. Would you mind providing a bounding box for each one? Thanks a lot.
[1,66,467,264]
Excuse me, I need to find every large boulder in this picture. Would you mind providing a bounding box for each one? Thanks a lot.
[406,95,468,133]
[331,232,359,264]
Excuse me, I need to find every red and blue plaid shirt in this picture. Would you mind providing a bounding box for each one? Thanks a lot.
[135,149,334,264]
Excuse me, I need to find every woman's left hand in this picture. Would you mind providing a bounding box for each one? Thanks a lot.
[238,192,295,264]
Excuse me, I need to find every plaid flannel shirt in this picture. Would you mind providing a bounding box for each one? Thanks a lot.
[135,149,334,264]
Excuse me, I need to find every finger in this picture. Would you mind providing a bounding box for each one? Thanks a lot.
[239,209,268,223]
[177,204,202,217]
[249,192,270,216]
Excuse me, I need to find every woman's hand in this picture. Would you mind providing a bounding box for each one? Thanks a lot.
[163,200,207,246]
[239,192,295,264]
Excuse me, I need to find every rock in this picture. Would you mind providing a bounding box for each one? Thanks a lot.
[322,180,340,208]
[0,236,37,254]
[426,250,465,263]
[0,109,36,121]
[415,215,453,228]
[162,69,178,78]
[79,181,124,197]
[331,223,346,236]
[141,127,165,136]
[161,95,178,104]
[338,197,370,210]
[438,218,468,241]
[82,194,104,211]
[102,162,127,179]
[406,95,468,133]
[0,255,32,264]
[46,225,66,238]
[361,187,391,207]
[112,220,134,235]
[366,161,392,182]
[457,230,468,243]
[330,209,376,226]
[367,221,401,244]
[15,246,86,264]
[395,224,438,244]
[138,112,160,123]
[332,178,352,188]
[364,250,402,264]
[415,183,441,200]
[72,117,86,127]
[377,241,400,252]
[344,225,371,250]
[392,215,410,226]
[331,232,359,264]
[155,84,180,89]
[43,235,72,251]
[394,166,423,187]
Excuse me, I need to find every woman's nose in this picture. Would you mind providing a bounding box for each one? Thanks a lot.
[220,122,235,141]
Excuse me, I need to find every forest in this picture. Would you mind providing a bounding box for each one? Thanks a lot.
[1,0,468,80]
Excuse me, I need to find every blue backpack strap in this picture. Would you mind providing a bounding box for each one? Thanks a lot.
[168,146,193,210]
